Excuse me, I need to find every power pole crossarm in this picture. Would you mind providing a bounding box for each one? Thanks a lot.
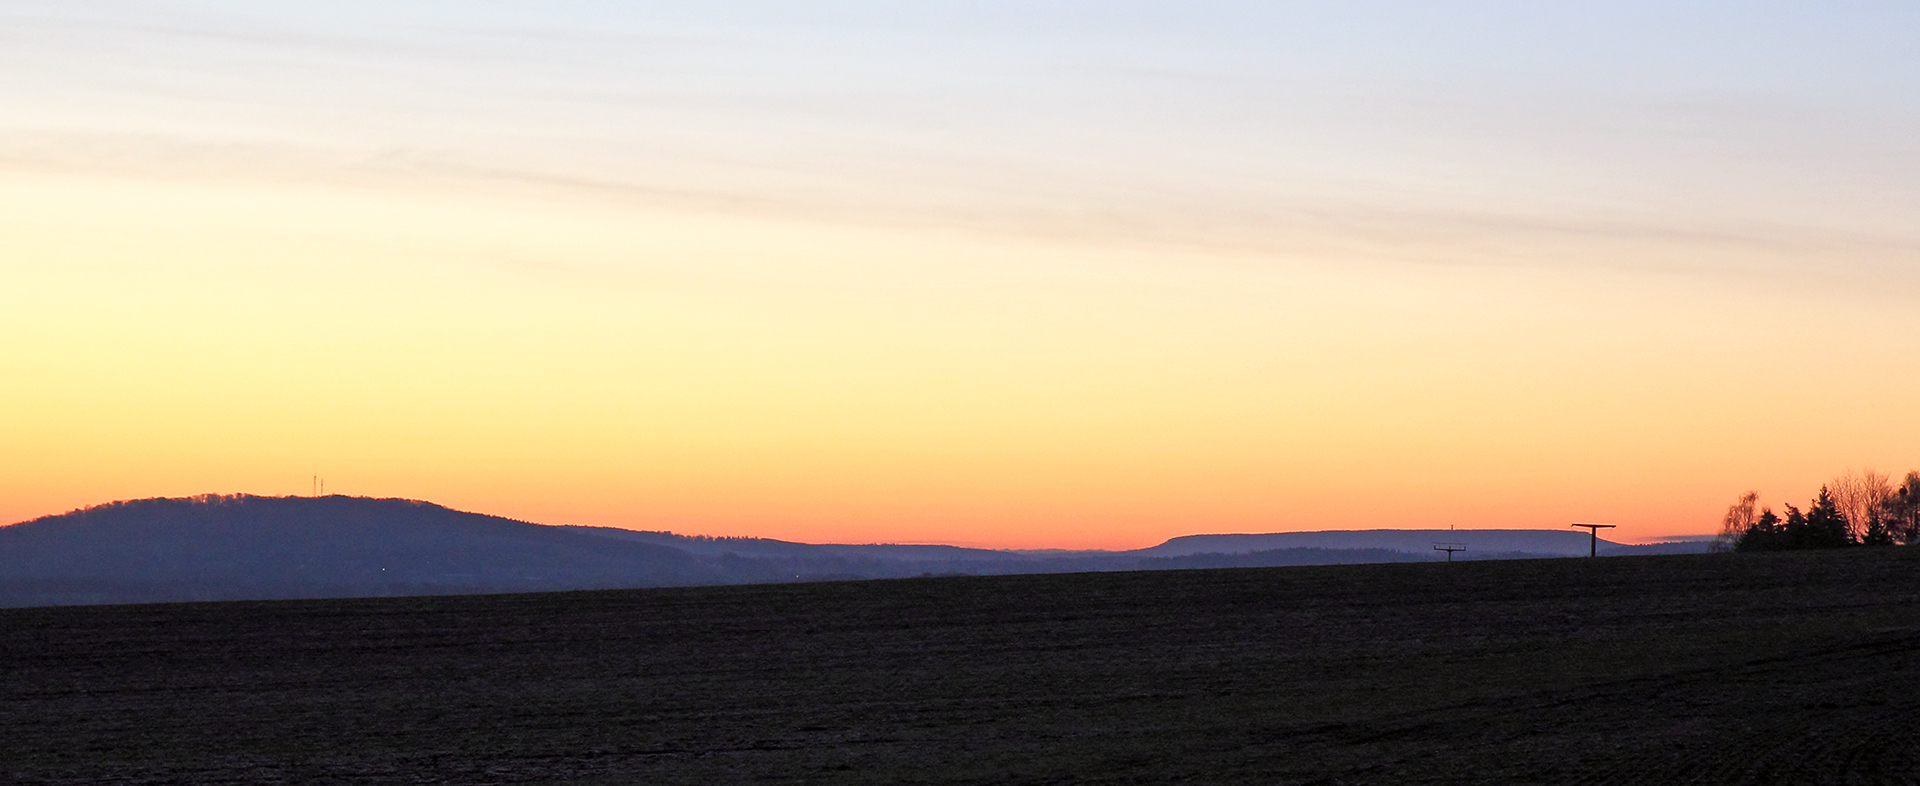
[1571,523,1617,557]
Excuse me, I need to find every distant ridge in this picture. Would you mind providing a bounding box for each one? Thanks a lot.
[555,526,1023,562]
[0,495,727,605]
[0,495,1710,608]
[1142,529,1626,558]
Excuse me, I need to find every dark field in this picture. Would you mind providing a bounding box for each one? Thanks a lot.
[5,548,1919,785]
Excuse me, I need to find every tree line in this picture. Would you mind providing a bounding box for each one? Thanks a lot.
[1717,470,1920,552]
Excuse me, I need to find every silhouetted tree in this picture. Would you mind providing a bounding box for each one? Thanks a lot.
[1714,491,1759,553]
[1861,514,1896,547]
[1884,472,1920,545]
[1828,470,1893,542]
[1734,508,1783,552]
[1793,488,1854,549]
[1730,470,1920,551]
[1735,489,1853,551]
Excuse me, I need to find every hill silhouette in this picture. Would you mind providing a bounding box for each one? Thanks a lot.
[0,495,725,605]
[0,494,1707,607]
[1138,529,1696,558]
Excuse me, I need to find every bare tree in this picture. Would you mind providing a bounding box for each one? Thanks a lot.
[1715,491,1759,553]
[1828,470,1894,542]
[1885,471,1920,545]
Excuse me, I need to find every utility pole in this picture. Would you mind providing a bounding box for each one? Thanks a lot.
[1433,542,1466,562]
[1571,523,1616,557]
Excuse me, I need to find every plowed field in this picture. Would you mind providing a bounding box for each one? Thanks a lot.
[5,548,1919,784]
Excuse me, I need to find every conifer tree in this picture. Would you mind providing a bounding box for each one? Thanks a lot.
[1780,504,1809,549]
[1800,488,1854,549]
[1734,508,1783,552]
[1862,515,1895,546]
[1731,471,1920,551]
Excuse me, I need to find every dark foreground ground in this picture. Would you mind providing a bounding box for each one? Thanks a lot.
[4,548,1919,785]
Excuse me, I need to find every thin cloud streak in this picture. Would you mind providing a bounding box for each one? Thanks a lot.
[6,1,1920,545]
[8,3,1917,282]
[8,126,1916,296]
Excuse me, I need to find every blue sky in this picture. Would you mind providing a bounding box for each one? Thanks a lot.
[4,2,1918,545]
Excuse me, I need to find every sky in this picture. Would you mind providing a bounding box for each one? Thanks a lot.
[4,1,1918,548]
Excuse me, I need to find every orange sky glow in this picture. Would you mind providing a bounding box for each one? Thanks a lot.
[4,3,1918,549]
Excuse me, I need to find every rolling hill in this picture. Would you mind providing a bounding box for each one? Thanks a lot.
[0,494,1707,607]
[1139,529,1701,558]
[0,495,728,605]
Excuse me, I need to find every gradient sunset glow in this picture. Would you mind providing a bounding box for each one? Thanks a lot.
[5,2,1918,548]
